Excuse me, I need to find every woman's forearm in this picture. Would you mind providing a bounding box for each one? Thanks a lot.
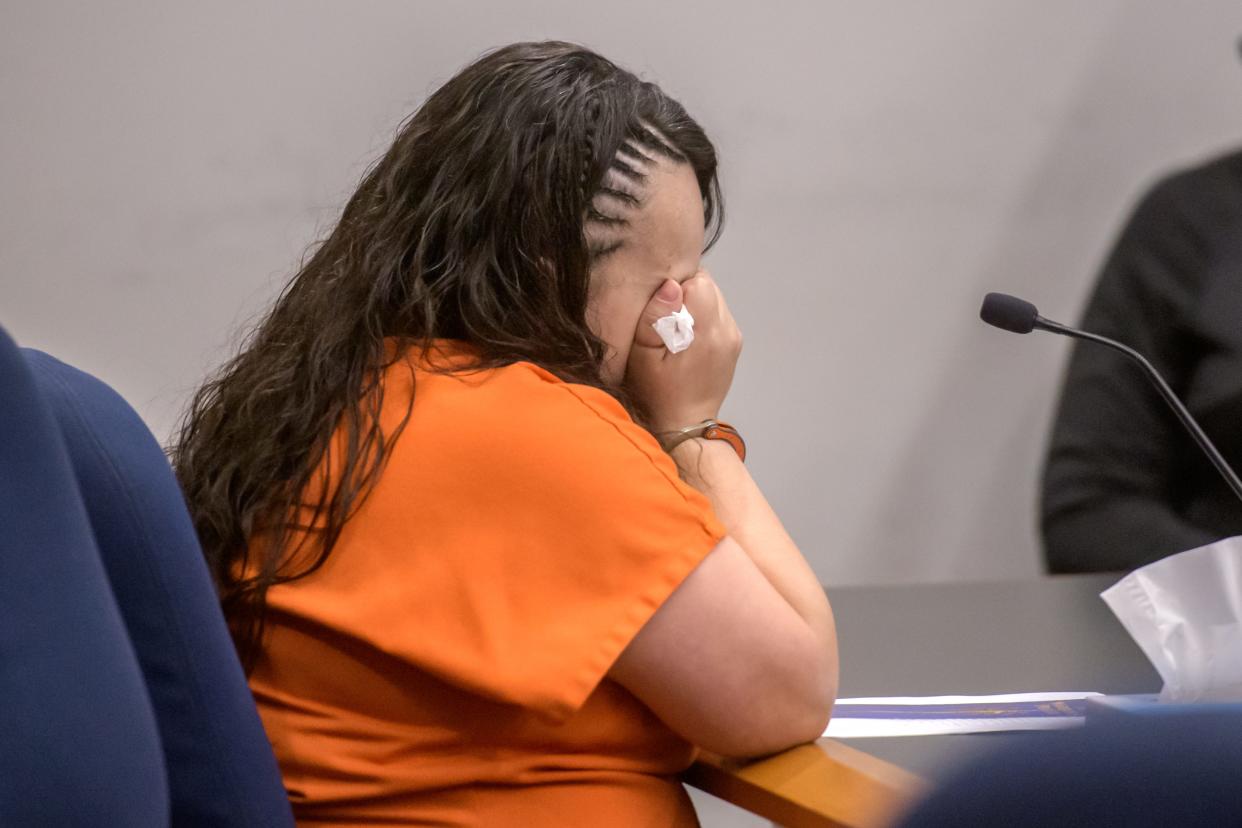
[669,438,837,659]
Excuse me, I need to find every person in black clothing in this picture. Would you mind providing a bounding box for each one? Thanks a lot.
[1042,148,1242,573]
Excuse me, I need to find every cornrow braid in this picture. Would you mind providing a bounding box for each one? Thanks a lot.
[584,121,692,261]
[629,121,686,162]
[579,96,602,206]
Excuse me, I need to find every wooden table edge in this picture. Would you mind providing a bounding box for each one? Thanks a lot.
[684,737,929,828]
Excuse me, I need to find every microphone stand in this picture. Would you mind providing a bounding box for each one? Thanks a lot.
[1034,315,1242,504]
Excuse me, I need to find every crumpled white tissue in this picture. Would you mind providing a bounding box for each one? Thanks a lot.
[652,305,695,353]
[1101,536,1242,702]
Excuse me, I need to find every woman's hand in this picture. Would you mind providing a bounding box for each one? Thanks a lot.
[624,270,742,433]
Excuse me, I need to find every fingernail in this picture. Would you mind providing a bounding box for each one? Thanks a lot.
[656,279,680,302]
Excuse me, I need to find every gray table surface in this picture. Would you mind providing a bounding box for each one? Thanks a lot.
[824,574,1161,779]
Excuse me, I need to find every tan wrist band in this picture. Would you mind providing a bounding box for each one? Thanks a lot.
[657,419,746,462]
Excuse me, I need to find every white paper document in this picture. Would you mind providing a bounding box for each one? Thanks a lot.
[823,692,1102,738]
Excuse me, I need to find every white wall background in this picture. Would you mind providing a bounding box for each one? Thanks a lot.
[4,0,1242,589]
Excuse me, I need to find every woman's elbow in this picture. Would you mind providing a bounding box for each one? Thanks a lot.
[763,629,838,754]
[796,649,838,744]
[796,652,839,744]
[807,629,840,736]
[707,697,833,760]
[711,651,838,759]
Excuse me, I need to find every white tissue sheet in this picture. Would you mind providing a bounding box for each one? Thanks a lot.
[1101,536,1242,702]
[652,305,694,353]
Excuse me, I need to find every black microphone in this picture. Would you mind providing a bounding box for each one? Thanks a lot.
[979,291,1242,504]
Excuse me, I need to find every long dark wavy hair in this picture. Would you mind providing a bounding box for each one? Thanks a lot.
[172,41,723,670]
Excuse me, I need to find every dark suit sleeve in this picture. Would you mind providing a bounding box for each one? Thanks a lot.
[1041,174,1218,573]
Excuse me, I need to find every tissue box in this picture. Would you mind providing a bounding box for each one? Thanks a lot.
[1101,538,1242,703]
[1086,694,1242,720]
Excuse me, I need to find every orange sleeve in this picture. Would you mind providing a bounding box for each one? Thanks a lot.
[342,365,727,723]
